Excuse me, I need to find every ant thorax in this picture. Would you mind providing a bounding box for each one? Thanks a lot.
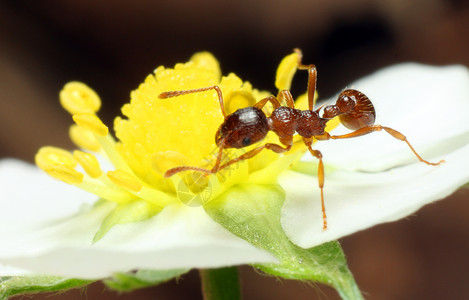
[268,107,328,139]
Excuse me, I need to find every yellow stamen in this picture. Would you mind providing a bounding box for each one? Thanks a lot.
[43,164,84,184]
[35,146,84,184]
[73,113,109,136]
[69,124,101,152]
[107,170,143,193]
[275,52,299,91]
[75,178,134,203]
[73,150,103,178]
[225,89,256,115]
[35,146,77,170]
[190,52,221,80]
[60,81,101,115]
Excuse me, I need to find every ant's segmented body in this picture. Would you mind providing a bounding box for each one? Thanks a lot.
[159,49,443,230]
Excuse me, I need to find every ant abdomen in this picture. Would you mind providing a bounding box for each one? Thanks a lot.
[323,89,376,130]
[338,89,376,130]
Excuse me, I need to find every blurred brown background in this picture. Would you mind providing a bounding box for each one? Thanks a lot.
[1,0,468,299]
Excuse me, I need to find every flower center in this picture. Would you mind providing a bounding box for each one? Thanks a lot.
[35,51,331,210]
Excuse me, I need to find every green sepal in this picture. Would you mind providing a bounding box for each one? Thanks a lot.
[205,184,363,300]
[104,269,189,292]
[0,275,92,300]
[93,199,162,242]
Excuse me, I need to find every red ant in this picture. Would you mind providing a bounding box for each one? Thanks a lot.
[159,49,444,230]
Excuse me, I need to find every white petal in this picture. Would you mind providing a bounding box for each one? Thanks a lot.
[0,159,96,234]
[0,263,32,276]
[0,196,275,278]
[306,64,469,171]
[283,63,469,247]
[281,139,469,248]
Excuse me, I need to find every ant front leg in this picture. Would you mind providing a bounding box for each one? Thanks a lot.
[217,142,293,172]
[164,139,228,178]
[303,137,328,230]
[165,141,293,177]
[254,96,281,110]
[255,91,295,112]
[329,125,445,166]
[277,90,295,108]
[294,48,317,111]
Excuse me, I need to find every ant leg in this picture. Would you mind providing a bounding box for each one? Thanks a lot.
[328,125,445,166]
[164,139,227,178]
[303,137,327,230]
[254,96,281,110]
[165,141,292,177]
[159,85,227,118]
[277,90,295,108]
[294,48,317,111]
[217,142,292,172]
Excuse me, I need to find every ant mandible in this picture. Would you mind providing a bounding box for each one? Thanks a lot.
[158,49,444,230]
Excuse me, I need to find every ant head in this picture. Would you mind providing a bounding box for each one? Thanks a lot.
[215,107,269,149]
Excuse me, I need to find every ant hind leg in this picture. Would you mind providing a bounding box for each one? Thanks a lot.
[329,125,444,166]
[303,137,328,230]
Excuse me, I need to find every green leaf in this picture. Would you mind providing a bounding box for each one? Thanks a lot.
[0,275,92,300]
[205,184,363,300]
[104,268,189,292]
[93,199,162,242]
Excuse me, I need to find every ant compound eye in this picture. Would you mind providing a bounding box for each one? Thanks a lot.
[242,136,251,146]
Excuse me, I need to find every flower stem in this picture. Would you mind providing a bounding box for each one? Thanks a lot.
[199,267,242,300]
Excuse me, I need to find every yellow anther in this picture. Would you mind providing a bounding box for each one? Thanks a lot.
[225,90,256,115]
[35,146,77,171]
[190,52,221,80]
[275,52,299,91]
[60,81,101,115]
[69,124,101,152]
[151,151,188,175]
[44,164,84,184]
[107,170,143,192]
[73,150,103,178]
[73,113,109,136]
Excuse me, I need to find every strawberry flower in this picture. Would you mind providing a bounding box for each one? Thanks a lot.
[1,51,468,300]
